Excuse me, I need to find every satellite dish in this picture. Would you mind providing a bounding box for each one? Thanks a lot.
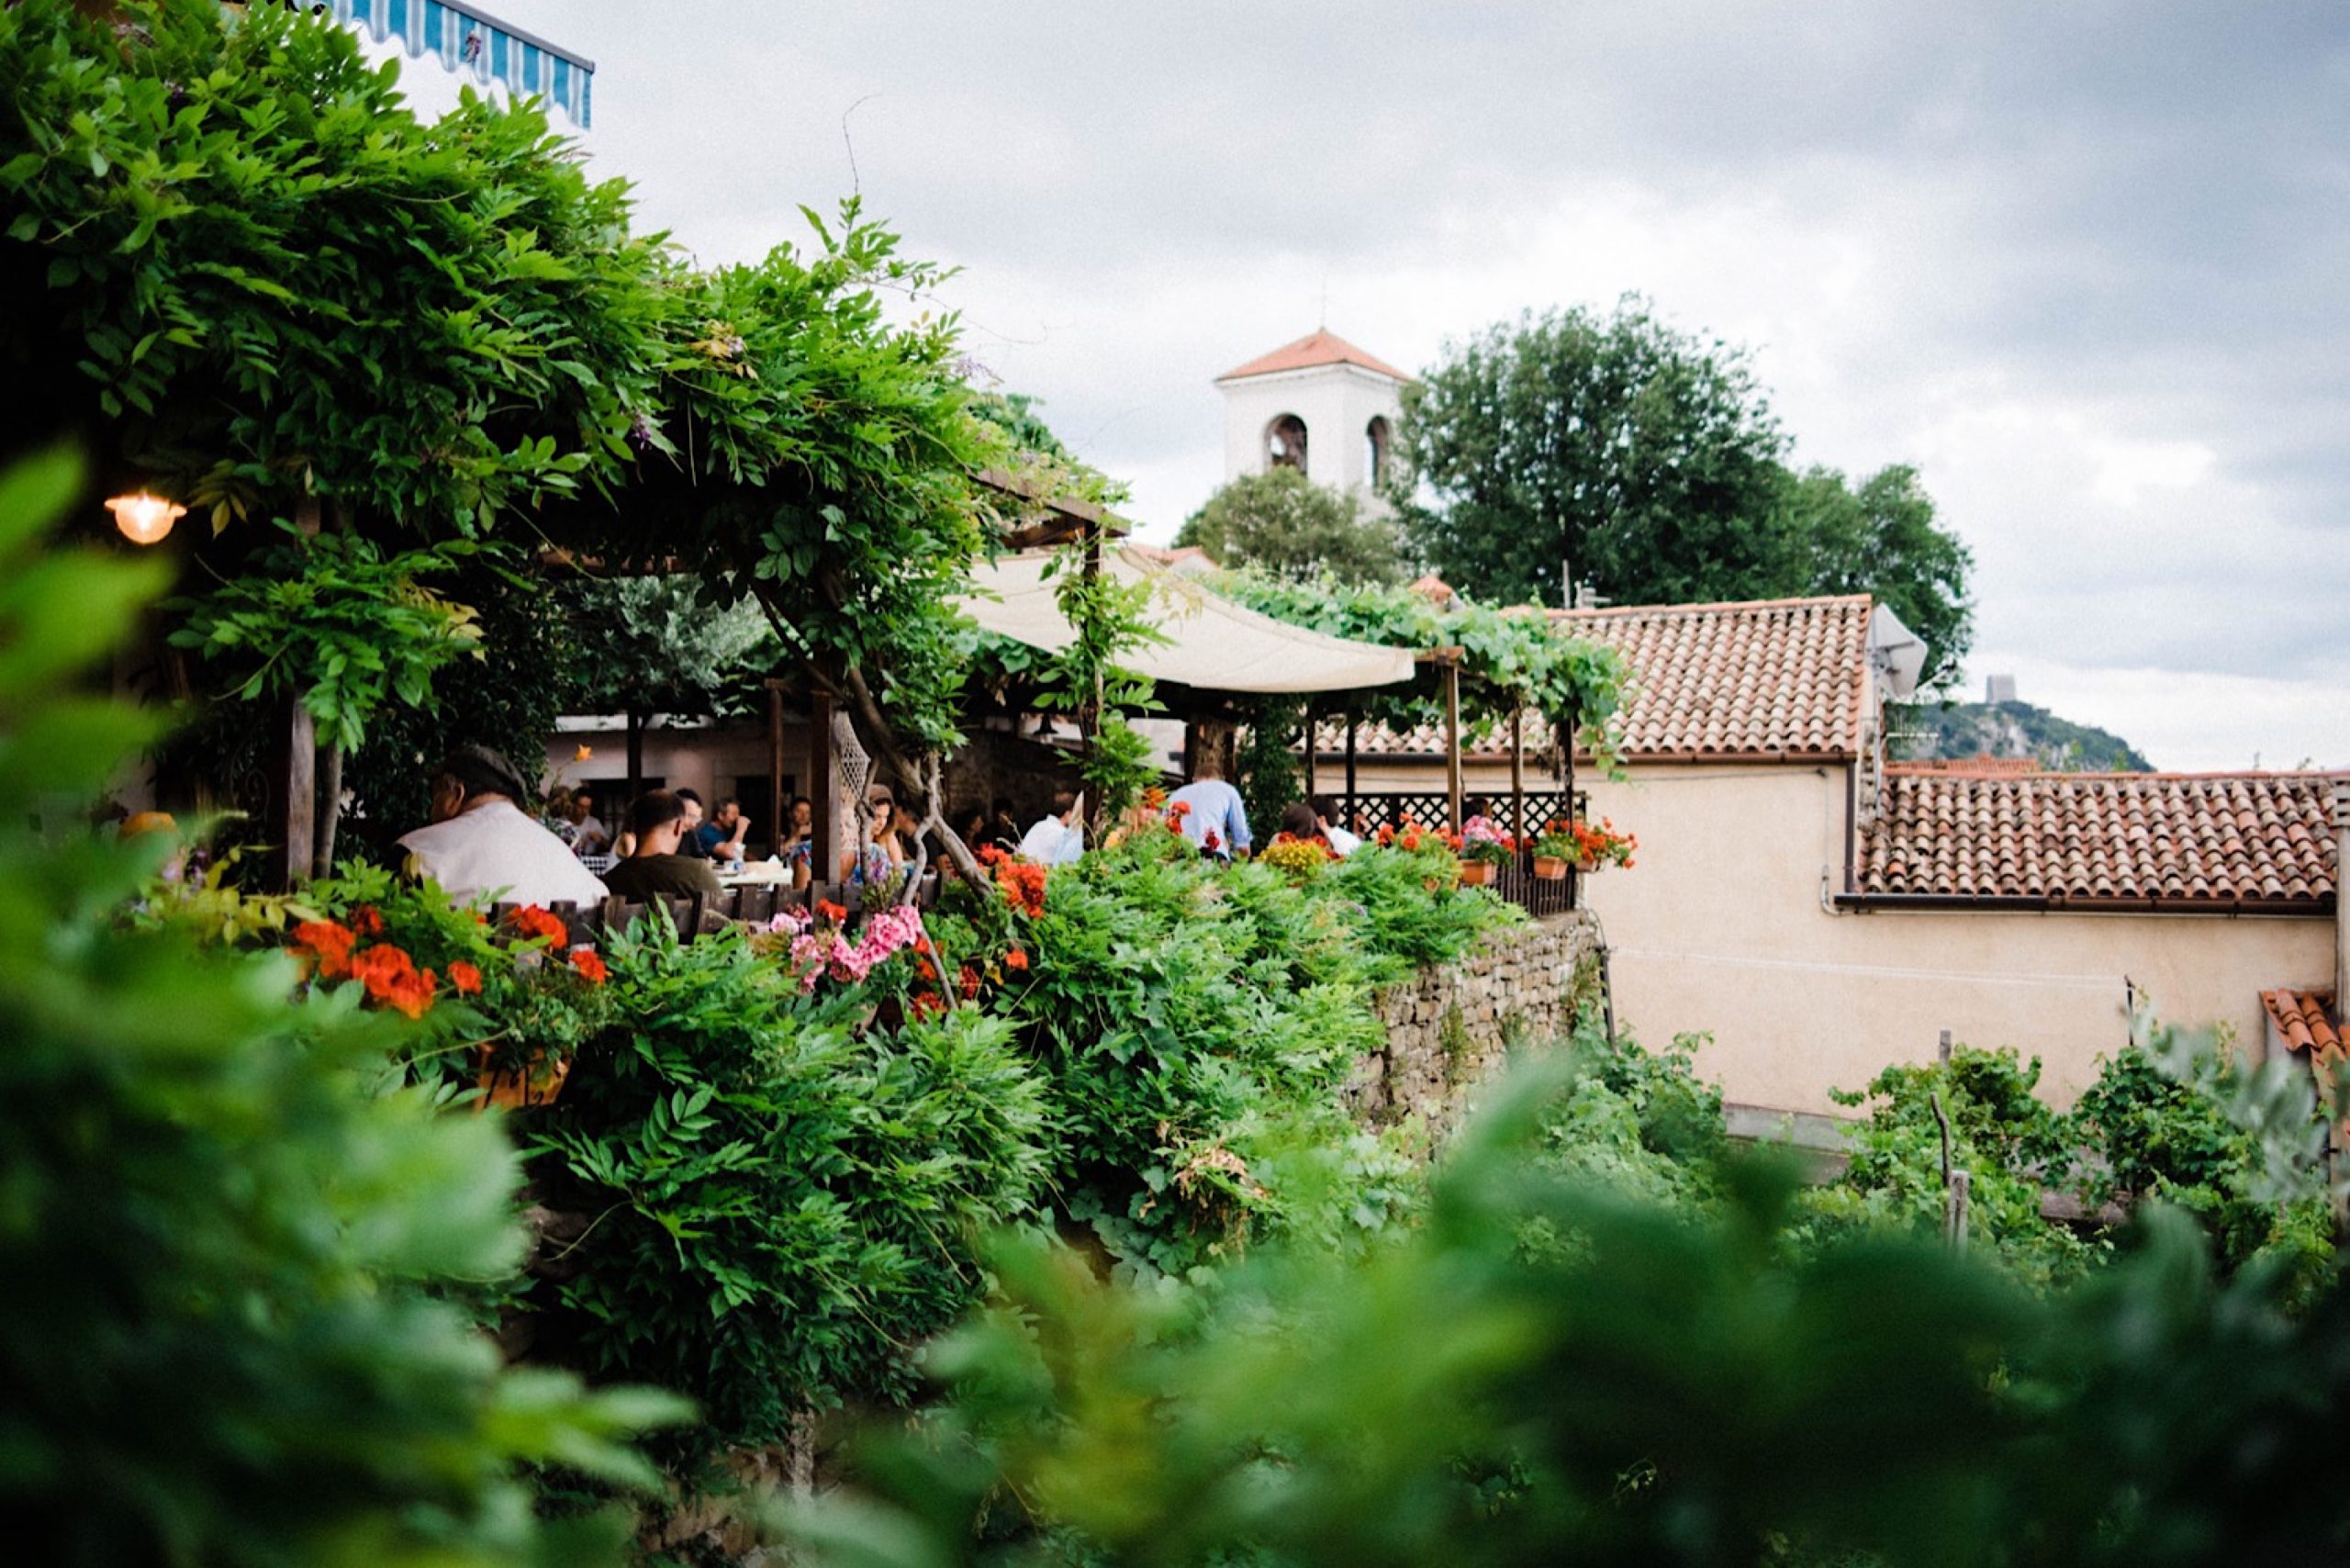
[1869,602,1928,700]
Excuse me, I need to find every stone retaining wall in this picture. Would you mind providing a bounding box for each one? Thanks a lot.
[1348,911,1600,1137]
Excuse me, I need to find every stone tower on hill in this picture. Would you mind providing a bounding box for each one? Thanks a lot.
[1214,329,1409,520]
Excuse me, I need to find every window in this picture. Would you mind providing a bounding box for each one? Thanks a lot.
[1265,413,1308,475]
[1364,416,1391,487]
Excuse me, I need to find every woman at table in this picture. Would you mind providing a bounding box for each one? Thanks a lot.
[842,789,903,889]
[778,795,815,890]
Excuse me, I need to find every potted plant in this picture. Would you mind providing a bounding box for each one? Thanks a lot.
[1457,823,1514,886]
[1532,823,1578,879]
[1539,818,1639,874]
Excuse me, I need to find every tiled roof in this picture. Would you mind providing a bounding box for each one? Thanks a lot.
[2264,990,2342,1056]
[1856,770,2343,907]
[1551,595,1874,759]
[1305,593,1876,762]
[1216,330,1414,385]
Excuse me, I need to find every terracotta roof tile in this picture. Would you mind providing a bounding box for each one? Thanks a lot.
[1858,770,2343,907]
[1216,330,1414,385]
[2264,989,2341,1057]
[1307,594,1876,762]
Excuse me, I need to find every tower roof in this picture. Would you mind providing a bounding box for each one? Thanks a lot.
[1215,329,1413,386]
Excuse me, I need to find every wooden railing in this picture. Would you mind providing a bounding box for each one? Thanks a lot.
[1336,790,1589,919]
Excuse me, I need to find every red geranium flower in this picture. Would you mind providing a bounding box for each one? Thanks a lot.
[1004,947,1029,971]
[350,905,386,937]
[290,919,357,980]
[958,964,982,1000]
[506,905,567,946]
[568,948,609,986]
[447,960,483,996]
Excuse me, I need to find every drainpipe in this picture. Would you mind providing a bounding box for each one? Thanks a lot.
[2335,781,2349,1024]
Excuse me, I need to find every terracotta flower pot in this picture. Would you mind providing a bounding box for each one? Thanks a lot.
[477,1048,571,1112]
[1577,856,1601,873]
[1533,855,1570,880]
[1458,860,1497,886]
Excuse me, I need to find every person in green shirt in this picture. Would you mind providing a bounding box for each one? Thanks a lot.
[601,790,723,902]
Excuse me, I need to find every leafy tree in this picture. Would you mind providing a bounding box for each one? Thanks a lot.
[1396,297,1793,609]
[1177,468,1404,586]
[1776,463,1974,689]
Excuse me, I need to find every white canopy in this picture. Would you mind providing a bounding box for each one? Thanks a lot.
[956,548,1417,695]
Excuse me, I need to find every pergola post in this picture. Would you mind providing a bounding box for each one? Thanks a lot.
[1302,700,1317,801]
[1510,705,1526,855]
[765,678,788,859]
[1442,657,1463,831]
[273,495,322,889]
[1344,714,1359,826]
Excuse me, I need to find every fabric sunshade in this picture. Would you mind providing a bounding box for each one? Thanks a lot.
[956,549,1416,695]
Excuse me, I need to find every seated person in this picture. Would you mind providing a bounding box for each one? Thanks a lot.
[843,789,905,887]
[673,789,711,857]
[561,790,610,857]
[600,790,724,902]
[398,745,608,908]
[695,795,751,865]
[1016,789,1086,866]
[778,795,816,889]
[1312,794,1361,857]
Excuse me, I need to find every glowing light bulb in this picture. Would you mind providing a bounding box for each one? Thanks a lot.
[105,492,185,545]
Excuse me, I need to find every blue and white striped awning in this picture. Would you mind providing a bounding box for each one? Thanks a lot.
[327,0,595,128]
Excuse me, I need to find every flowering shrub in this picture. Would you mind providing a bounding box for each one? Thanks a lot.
[273,868,614,1093]
[520,921,1050,1453]
[758,901,931,991]
[1259,833,1338,882]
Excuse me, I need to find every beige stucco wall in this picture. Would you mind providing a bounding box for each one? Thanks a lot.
[1578,763,2335,1114]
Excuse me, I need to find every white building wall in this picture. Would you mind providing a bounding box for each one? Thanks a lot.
[1217,364,1403,518]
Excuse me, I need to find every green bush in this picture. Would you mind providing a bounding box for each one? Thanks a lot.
[1807,1045,2102,1289]
[960,828,1516,1279]
[0,450,684,1566]
[789,1069,2350,1567]
[2073,1041,2334,1305]
[520,921,1051,1454]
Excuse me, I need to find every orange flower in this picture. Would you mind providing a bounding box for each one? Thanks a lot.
[350,905,386,937]
[447,960,483,996]
[816,900,848,925]
[568,948,609,986]
[506,905,567,946]
[909,990,946,1019]
[290,919,357,980]
[916,958,938,982]
[350,944,434,1018]
[382,968,436,1020]
[1004,947,1029,971]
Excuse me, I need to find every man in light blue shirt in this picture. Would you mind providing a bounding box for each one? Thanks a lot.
[1167,758,1250,861]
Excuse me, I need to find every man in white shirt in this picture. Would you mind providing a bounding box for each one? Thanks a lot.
[397,745,609,908]
[1167,755,1250,861]
[1313,795,1361,857]
[1016,789,1086,866]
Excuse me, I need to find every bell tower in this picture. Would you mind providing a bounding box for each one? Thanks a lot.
[1214,330,1410,519]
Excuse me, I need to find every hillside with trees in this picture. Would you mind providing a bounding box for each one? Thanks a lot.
[1900,699,2154,771]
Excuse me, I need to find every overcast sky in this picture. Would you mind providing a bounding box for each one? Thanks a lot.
[375,2,2348,769]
